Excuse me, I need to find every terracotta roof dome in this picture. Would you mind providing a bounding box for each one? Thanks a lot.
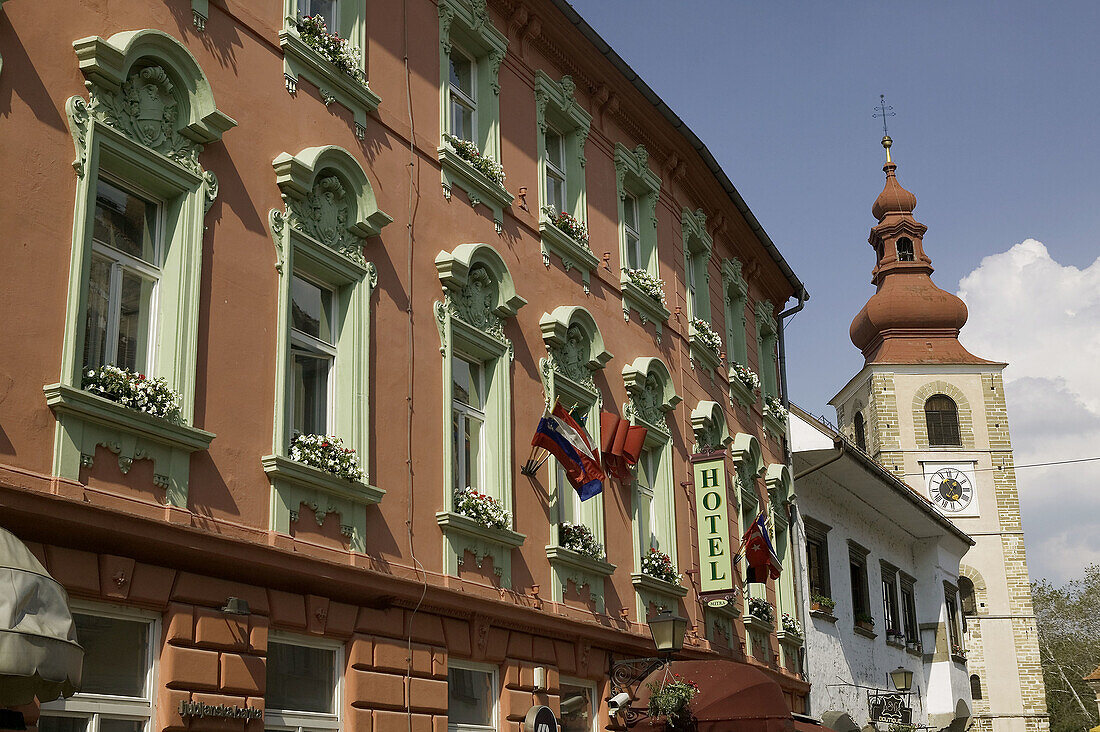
[849,143,996,366]
[871,160,917,220]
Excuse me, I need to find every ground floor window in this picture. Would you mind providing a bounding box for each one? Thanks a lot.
[559,680,596,732]
[266,635,343,732]
[448,662,497,732]
[39,608,157,732]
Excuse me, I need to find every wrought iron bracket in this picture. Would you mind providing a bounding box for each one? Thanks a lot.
[608,654,673,727]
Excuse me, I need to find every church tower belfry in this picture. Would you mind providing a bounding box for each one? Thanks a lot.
[830,136,1049,732]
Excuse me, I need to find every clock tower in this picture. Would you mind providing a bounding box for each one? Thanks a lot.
[829,137,1049,732]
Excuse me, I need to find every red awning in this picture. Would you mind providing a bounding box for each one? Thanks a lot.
[633,660,835,732]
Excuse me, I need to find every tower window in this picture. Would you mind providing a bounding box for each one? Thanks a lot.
[896,237,915,262]
[959,577,977,615]
[924,394,961,446]
[854,411,867,452]
[970,673,983,700]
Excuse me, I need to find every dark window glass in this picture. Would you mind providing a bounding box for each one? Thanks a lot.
[925,395,961,446]
[970,674,983,700]
[74,614,149,697]
[806,538,828,598]
[896,237,915,262]
[959,577,977,615]
[850,557,869,617]
[901,585,919,641]
[267,642,335,714]
[882,576,899,633]
[854,412,867,452]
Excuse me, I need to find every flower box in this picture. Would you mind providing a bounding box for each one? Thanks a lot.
[640,547,680,585]
[747,597,774,624]
[780,612,803,637]
[82,365,182,422]
[453,487,511,531]
[290,433,363,482]
[443,133,505,187]
[558,522,605,561]
[624,268,666,307]
[295,14,367,84]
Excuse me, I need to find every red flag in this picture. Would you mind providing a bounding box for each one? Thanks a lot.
[740,512,782,583]
[600,413,647,483]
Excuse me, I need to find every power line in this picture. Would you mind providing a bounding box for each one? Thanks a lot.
[901,454,1100,477]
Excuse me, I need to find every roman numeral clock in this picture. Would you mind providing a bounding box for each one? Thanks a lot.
[922,463,979,517]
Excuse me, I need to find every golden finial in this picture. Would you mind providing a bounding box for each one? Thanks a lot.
[874,94,896,163]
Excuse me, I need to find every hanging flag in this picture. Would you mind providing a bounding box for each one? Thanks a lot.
[740,512,782,583]
[531,403,605,500]
[599,412,647,483]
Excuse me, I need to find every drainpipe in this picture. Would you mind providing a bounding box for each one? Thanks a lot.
[794,435,846,481]
[777,287,808,413]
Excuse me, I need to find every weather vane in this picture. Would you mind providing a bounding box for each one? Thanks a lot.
[873,94,896,161]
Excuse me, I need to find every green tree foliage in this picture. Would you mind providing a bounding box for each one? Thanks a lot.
[1032,564,1100,732]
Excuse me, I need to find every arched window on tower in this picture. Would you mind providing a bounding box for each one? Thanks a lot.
[959,577,977,616]
[854,412,867,452]
[896,237,915,262]
[970,674,983,700]
[925,395,961,446]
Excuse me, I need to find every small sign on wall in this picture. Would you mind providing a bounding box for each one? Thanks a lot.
[692,455,734,593]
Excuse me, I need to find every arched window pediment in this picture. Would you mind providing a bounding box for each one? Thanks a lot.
[70,29,235,175]
[622,356,680,435]
[539,306,611,393]
[272,146,392,263]
[765,463,793,509]
[435,243,526,354]
[691,400,731,454]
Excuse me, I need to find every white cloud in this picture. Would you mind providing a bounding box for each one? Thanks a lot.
[957,239,1100,584]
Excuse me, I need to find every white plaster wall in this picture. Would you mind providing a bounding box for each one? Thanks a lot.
[797,469,972,728]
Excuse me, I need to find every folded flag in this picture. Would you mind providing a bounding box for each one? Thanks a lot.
[740,512,782,583]
[532,403,605,500]
[599,412,648,483]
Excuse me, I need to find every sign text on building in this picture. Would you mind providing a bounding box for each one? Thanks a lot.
[692,455,733,593]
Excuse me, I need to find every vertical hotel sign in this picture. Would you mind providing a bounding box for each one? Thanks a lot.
[692,454,733,593]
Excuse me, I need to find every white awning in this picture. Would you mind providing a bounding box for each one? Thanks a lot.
[0,527,83,706]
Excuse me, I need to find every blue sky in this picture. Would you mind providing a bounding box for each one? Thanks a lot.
[570,0,1100,583]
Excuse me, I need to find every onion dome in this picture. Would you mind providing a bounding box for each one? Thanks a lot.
[849,138,996,366]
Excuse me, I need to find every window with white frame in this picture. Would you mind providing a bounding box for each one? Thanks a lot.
[559,680,597,732]
[881,562,900,635]
[83,178,163,375]
[447,47,477,143]
[543,126,567,214]
[39,609,157,732]
[623,193,642,271]
[300,0,337,28]
[900,575,919,643]
[290,274,337,438]
[452,354,485,494]
[447,662,497,732]
[266,636,343,732]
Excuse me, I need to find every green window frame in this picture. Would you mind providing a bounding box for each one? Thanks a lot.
[263,145,392,553]
[539,306,615,611]
[722,257,757,408]
[434,243,526,587]
[755,300,779,398]
[438,0,512,230]
[535,72,596,290]
[622,356,685,617]
[682,208,719,372]
[280,0,380,136]
[49,29,235,507]
[615,144,668,336]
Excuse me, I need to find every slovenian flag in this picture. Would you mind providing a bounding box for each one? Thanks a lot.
[532,403,606,500]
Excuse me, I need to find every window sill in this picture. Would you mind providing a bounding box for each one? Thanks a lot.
[539,219,600,292]
[951,653,968,665]
[438,510,525,588]
[438,147,514,230]
[280,28,381,129]
[776,630,803,646]
[743,613,774,635]
[44,383,214,508]
[729,376,758,409]
[853,625,877,640]
[631,572,688,613]
[263,454,384,553]
[620,278,671,337]
[906,645,924,658]
[886,637,907,649]
[546,545,616,612]
[688,334,722,374]
[764,412,788,439]
[809,609,837,623]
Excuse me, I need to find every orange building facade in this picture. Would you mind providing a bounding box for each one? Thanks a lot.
[0,1,810,731]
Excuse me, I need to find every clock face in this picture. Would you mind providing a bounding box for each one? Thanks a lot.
[929,467,973,512]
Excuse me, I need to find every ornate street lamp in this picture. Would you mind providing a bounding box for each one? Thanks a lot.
[648,610,688,655]
[890,666,914,693]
